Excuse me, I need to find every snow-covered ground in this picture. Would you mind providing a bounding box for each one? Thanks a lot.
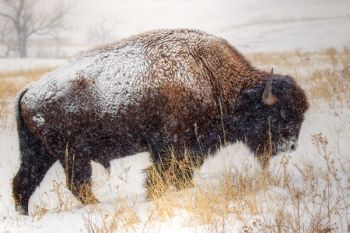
[1,0,350,232]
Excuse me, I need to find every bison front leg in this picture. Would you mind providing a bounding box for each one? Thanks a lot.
[60,158,98,205]
[144,161,170,199]
[145,150,204,199]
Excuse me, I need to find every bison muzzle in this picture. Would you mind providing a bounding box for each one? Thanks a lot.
[12,29,308,214]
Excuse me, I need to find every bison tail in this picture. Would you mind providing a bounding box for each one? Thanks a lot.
[14,87,39,158]
[12,88,56,215]
[14,88,29,150]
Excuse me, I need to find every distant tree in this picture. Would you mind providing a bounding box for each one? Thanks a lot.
[0,0,70,57]
[0,19,16,57]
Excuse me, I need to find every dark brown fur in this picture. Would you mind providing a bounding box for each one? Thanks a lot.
[12,29,308,214]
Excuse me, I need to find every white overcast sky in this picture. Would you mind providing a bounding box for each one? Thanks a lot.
[46,0,350,52]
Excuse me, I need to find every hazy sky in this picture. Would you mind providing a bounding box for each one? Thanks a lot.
[65,0,232,42]
[59,0,350,42]
[30,0,350,54]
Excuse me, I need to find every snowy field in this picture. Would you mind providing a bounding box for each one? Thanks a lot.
[0,59,67,73]
[1,0,350,232]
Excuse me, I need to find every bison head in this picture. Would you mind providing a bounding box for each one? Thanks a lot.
[230,71,309,158]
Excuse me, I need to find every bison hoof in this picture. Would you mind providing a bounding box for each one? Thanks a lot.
[15,205,27,215]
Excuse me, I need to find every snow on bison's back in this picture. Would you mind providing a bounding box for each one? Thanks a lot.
[13,29,308,214]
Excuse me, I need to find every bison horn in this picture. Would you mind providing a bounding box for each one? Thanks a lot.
[262,79,277,105]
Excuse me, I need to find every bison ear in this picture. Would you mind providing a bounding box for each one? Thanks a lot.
[262,79,278,105]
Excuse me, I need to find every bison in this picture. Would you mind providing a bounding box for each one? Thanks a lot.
[12,29,308,214]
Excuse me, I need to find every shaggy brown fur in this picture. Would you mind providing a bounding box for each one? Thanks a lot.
[12,29,308,214]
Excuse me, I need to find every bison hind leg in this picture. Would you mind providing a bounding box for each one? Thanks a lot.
[144,150,204,199]
[13,88,58,215]
[12,143,56,215]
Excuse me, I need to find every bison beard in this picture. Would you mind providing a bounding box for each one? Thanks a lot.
[12,29,308,214]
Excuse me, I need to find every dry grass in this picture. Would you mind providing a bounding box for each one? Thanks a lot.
[0,67,52,98]
[247,47,350,106]
[0,67,53,128]
[83,200,140,233]
[250,134,350,233]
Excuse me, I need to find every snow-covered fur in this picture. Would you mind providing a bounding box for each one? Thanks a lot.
[12,29,308,214]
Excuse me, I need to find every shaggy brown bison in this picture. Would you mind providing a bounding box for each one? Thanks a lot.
[12,29,308,214]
